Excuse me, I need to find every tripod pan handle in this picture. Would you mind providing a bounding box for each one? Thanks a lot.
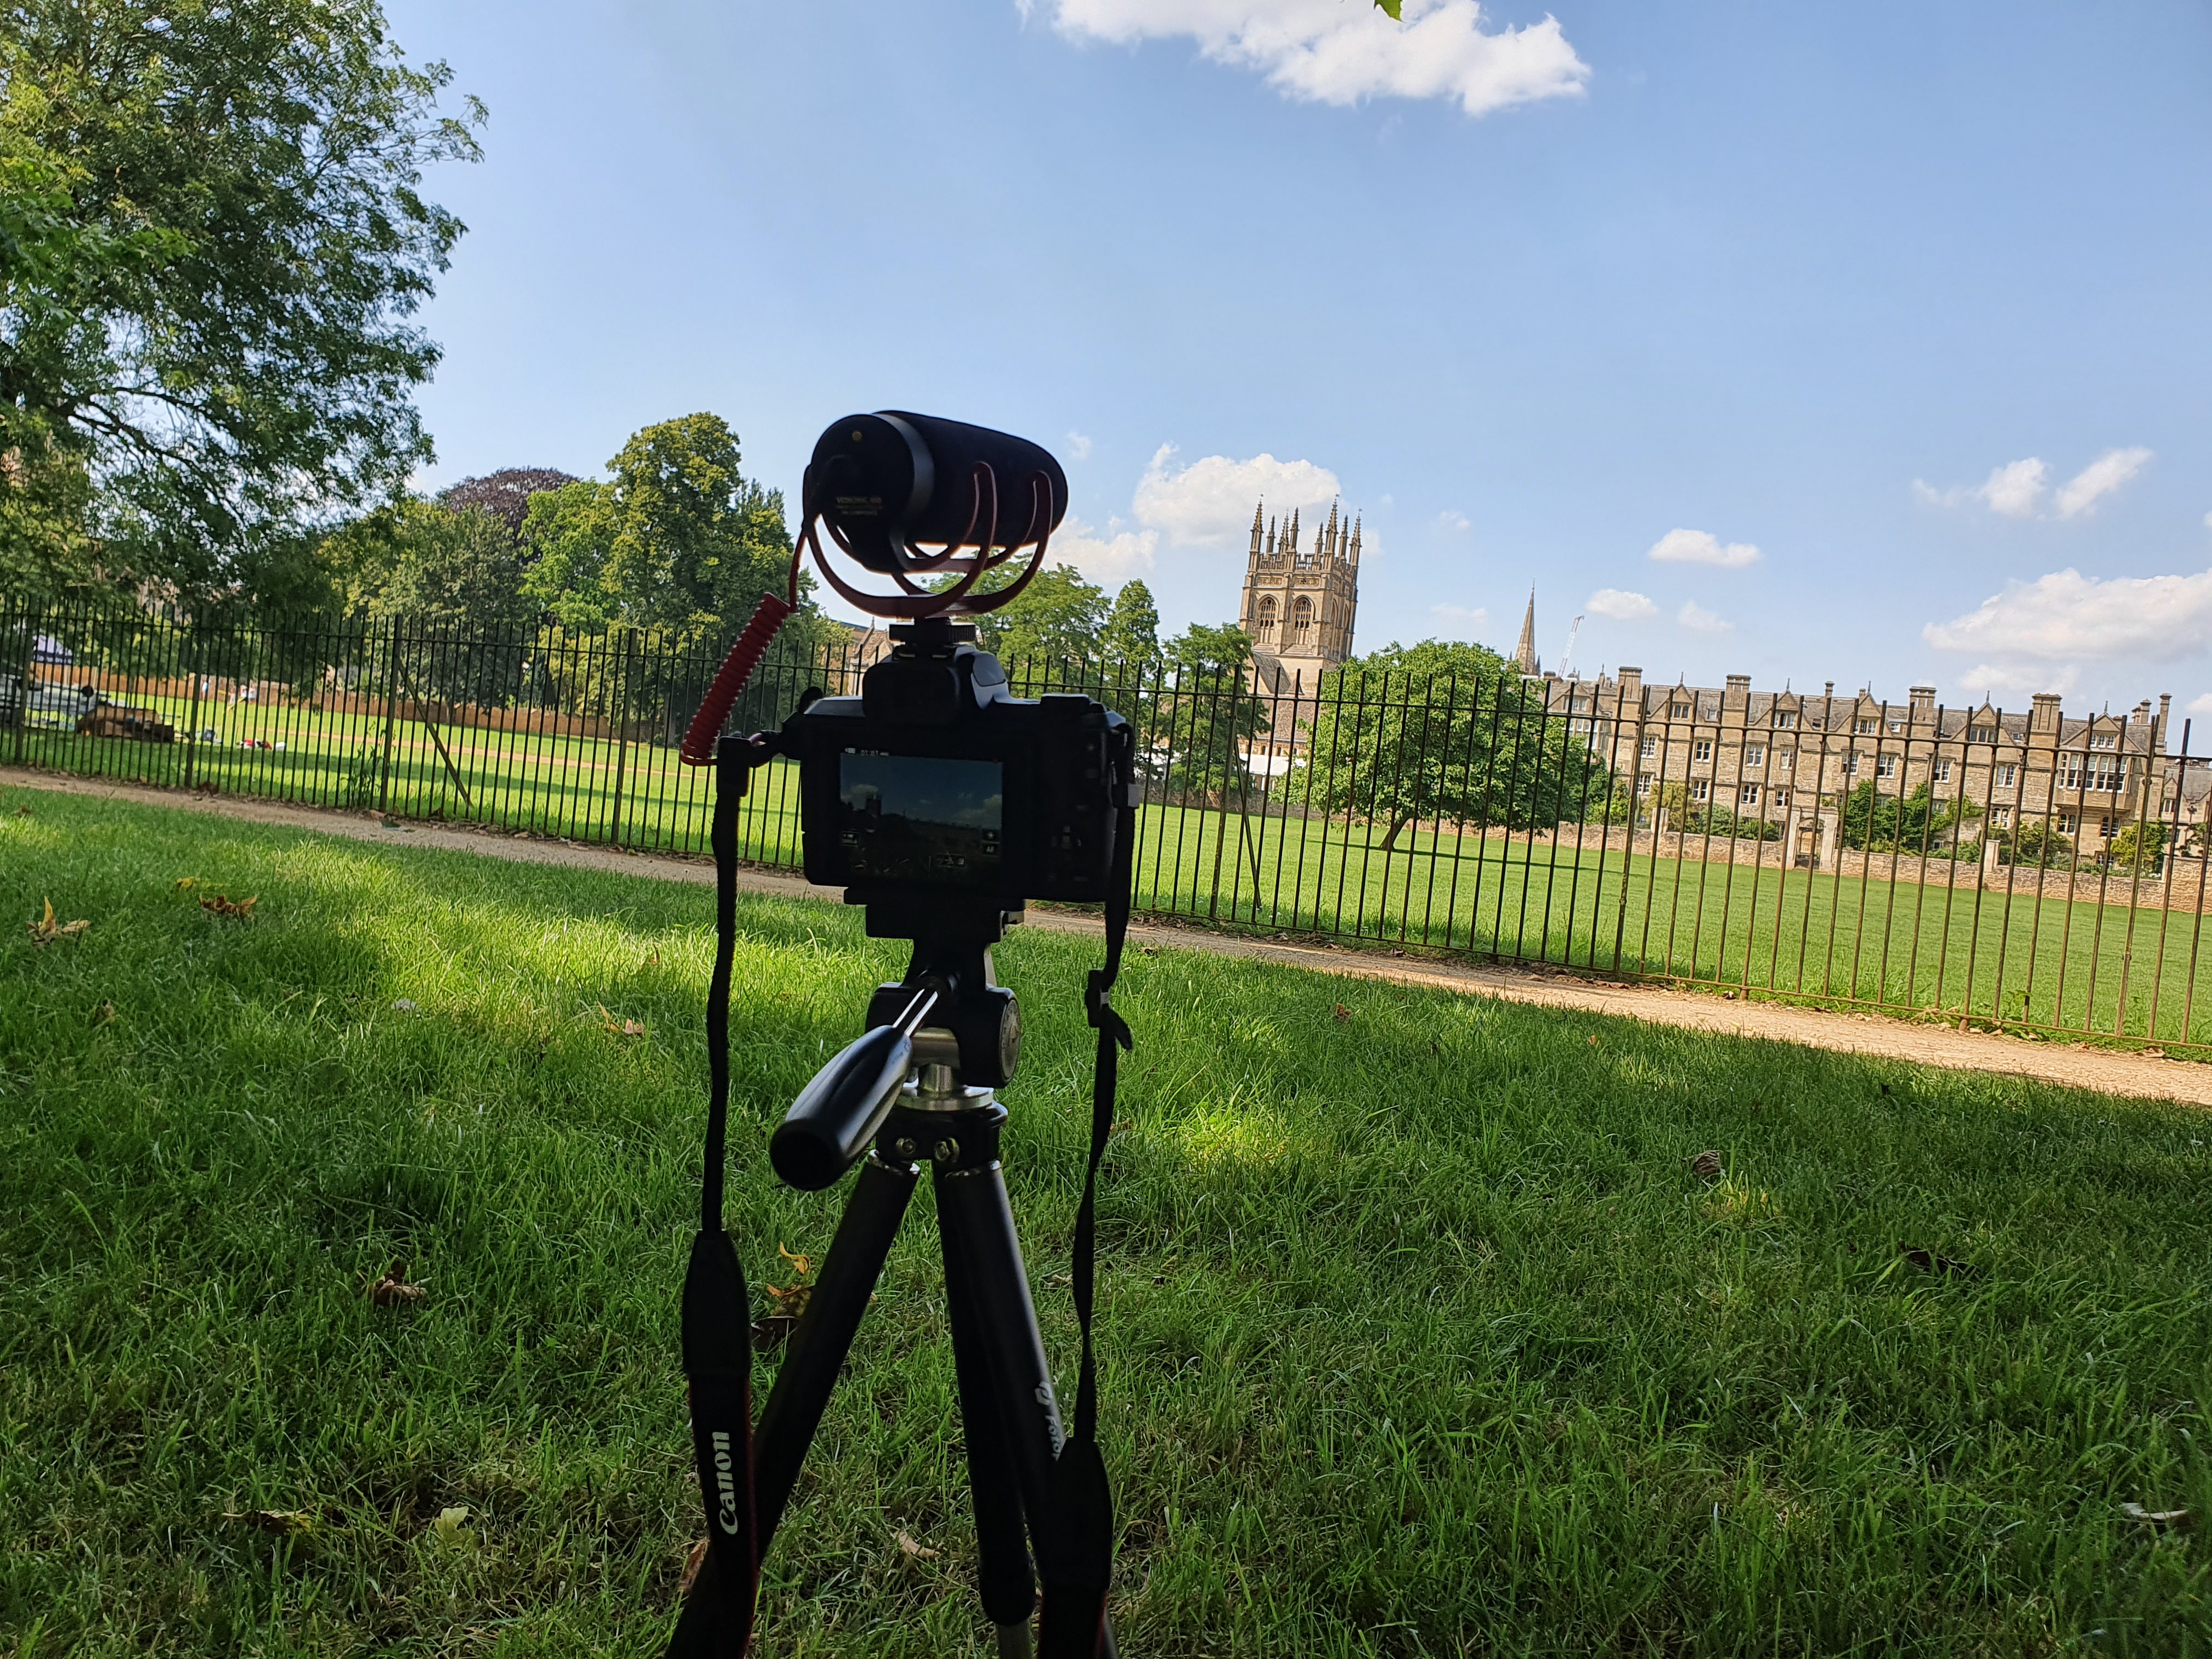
[771,1024,914,1189]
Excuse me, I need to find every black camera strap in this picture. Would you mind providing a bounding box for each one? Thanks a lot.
[1040,788,1136,1658]
[666,735,762,1658]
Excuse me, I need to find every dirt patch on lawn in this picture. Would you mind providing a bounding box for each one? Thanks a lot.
[9,766,2208,1110]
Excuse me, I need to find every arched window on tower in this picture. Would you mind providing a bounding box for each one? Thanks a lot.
[1291,595,1314,644]
[1255,596,1277,640]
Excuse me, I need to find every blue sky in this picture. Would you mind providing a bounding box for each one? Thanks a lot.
[383,0,2212,718]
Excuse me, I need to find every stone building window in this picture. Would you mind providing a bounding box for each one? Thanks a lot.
[1640,735,1656,759]
[1874,754,1898,778]
[1855,717,1880,735]
[1774,788,1792,809]
[1689,780,1710,802]
[1991,806,2012,827]
[2057,812,2078,833]
[1933,758,1951,782]
[1637,772,1654,795]
[1773,710,1796,729]
[1995,763,2017,787]
[1255,596,1277,640]
[1740,783,1760,805]
[1744,744,1764,767]
[1970,724,1998,743]
[1290,596,1313,643]
[1669,701,1691,719]
[2090,732,2117,750]
[1693,739,1713,763]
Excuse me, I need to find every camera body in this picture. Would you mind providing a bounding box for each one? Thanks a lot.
[782,621,1135,943]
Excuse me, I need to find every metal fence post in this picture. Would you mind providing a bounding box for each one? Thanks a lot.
[608,628,635,847]
[376,614,402,816]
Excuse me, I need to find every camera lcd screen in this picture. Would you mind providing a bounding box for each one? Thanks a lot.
[837,752,1005,887]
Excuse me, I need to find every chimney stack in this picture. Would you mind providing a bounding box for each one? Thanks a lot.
[2030,692,2063,734]
[1909,685,1936,718]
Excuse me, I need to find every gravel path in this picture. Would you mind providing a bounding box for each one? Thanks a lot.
[10,766,2207,1109]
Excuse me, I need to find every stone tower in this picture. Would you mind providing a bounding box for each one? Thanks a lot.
[1238,500,1361,689]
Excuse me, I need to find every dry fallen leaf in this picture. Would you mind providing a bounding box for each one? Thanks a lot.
[28,897,90,945]
[778,1244,812,1278]
[367,1259,427,1306]
[90,1000,116,1026]
[1587,1035,1600,1047]
[1332,1004,1352,1023]
[431,1505,476,1548]
[680,1537,711,1593]
[174,877,199,889]
[2120,1502,2192,1531]
[641,950,661,969]
[1688,1150,1724,1180]
[763,1281,811,1318]
[222,1509,317,1535]
[200,893,257,918]
[895,1528,939,1560]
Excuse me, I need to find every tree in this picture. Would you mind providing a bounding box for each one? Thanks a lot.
[1,0,483,602]
[438,468,579,540]
[972,562,1107,669]
[1101,579,1160,667]
[1302,639,1611,851]
[1994,819,2074,870]
[520,414,803,647]
[1838,780,1979,854]
[1160,622,1268,803]
[2106,820,2168,876]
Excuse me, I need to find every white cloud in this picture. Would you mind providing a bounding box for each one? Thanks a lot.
[2189,692,2212,719]
[1587,588,1655,620]
[1429,602,1487,637]
[1961,661,2080,697]
[1677,601,1730,633]
[1977,458,2049,518]
[1914,448,2152,520]
[1036,0,1589,116]
[2053,447,2152,518]
[1436,509,1470,532]
[1064,431,1093,461]
[1049,513,1159,584]
[1647,527,1761,568]
[1923,567,2212,664]
[1132,443,1342,548]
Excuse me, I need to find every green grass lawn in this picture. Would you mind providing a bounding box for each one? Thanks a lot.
[3,786,2209,1655]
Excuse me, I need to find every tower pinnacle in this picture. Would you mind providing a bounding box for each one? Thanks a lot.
[1515,590,1538,675]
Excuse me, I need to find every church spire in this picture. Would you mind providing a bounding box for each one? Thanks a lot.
[1515,589,1538,675]
[1249,503,1265,558]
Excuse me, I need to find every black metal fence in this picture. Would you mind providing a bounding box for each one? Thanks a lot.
[7,601,2208,1053]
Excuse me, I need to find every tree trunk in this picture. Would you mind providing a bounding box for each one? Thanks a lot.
[1380,813,1413,852]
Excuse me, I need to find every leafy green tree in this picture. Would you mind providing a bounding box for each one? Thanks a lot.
[519,481,622,632]
[2106,820,2168,876]
[1160,622,1268,803]
[972,562,1107,668]
[1101,578,1161,667]
[520,415,800,649]
[1,0,483,602]
[1302,639,1611,850]
[1994,819,2075,870]
[1838,780,1978,854]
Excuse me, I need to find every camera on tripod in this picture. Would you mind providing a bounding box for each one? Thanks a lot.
[667,414,1137,1659]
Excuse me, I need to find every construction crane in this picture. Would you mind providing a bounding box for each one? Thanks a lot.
[1558,614,1584,678]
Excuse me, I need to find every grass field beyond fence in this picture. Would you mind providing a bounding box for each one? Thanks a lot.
[2,787,2208,1654]
[13,602,2212,1055]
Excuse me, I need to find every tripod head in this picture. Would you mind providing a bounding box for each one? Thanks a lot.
[769,936,1022,1192]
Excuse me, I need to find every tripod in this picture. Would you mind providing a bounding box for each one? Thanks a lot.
[748,940,1119,1659]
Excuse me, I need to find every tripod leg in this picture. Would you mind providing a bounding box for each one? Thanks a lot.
[753,1152,918,1547]
[943,1203,1038,1655]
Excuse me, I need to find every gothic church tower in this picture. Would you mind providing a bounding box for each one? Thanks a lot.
[1238,500,1361,689]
